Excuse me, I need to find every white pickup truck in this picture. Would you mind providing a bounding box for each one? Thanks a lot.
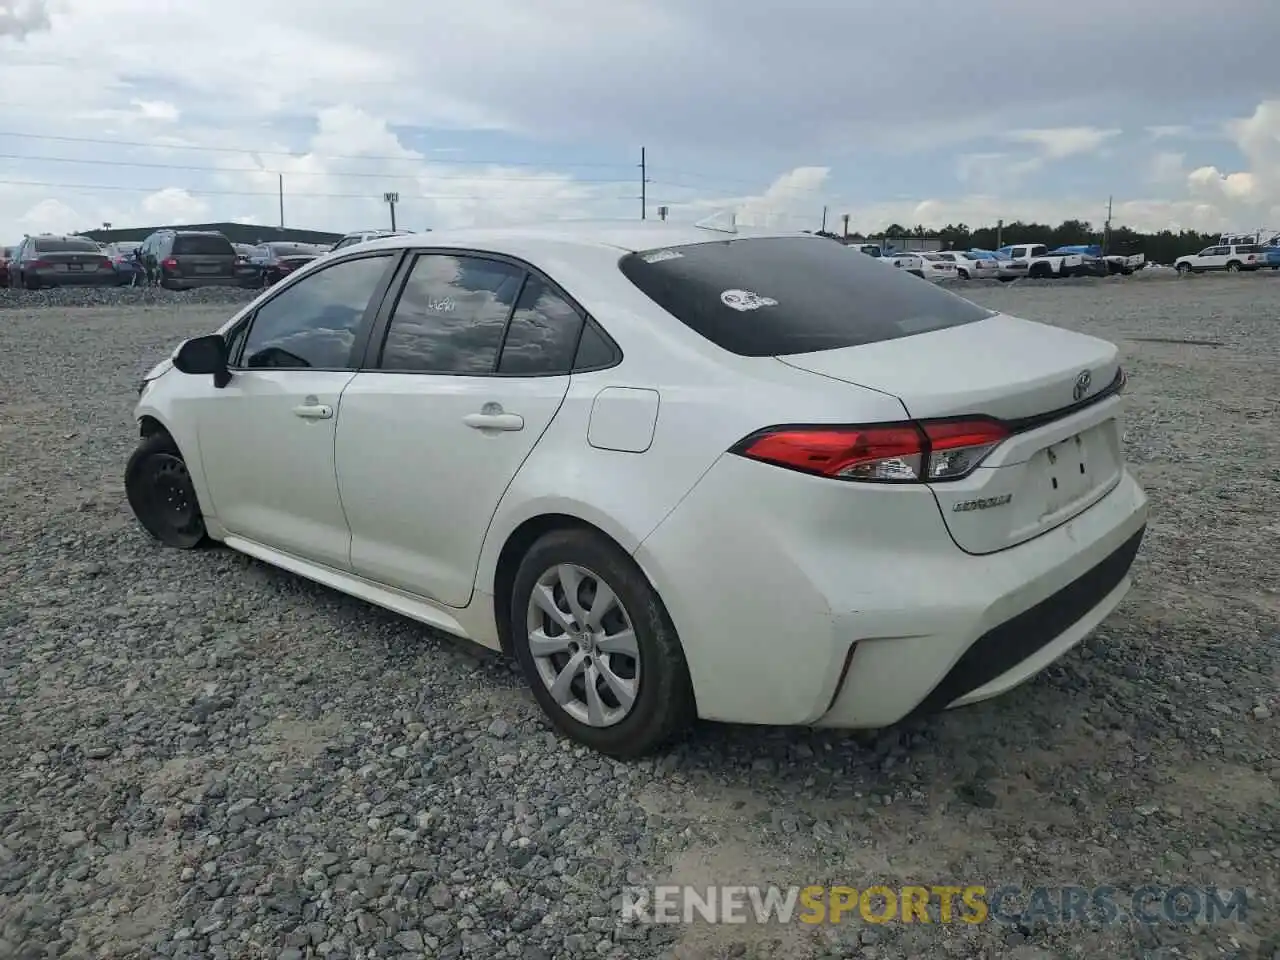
[997,243,1097,279]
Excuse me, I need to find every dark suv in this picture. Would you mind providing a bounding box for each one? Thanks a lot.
[138,230,238,289]
[6,235,116,289]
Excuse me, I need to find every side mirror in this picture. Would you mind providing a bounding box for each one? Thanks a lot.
[173,334,231,387]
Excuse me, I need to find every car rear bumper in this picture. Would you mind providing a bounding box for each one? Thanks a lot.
[635,454,1148,728]
[163,276,242,288]
[34,270,117,286]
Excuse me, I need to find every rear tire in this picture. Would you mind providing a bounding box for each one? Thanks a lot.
[1226,261,1241,272]
[125,432,209,549]
[509,528,696,758]
[957,268,970,280]
[23,272,39,290]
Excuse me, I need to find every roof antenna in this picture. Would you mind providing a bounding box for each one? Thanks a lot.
[695,209,737,234]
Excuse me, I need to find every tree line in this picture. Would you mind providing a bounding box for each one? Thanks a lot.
[815,220,1228,264]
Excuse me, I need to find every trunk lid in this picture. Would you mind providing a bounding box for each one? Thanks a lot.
[42,250,108,274]
[776,313,1126,554]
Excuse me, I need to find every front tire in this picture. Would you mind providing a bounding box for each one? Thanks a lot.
[125,432,209,549]
[1176,263,1192,275]
[510,528,695,758]
[957,268,970,280]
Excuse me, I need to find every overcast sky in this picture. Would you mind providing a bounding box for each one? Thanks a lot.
[1,0,1277,237]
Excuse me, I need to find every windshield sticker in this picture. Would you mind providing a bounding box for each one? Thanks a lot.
[720,289,778,312]
[641,249,683,264]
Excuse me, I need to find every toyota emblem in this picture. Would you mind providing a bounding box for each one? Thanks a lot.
[1073,370,1092,401]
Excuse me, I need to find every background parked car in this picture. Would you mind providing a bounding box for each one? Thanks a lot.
[241,242,326,287]
[6,235,116,290]
[1174,243,1266,274]
[934,250,1000,280]
[101,242,146,286]
[889,250,958,281]
[138,230,239,289]
[326,229,412,254]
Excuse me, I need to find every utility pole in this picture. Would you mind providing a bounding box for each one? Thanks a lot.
[1102,195,1113,255]
[841,213,850,239]
[996,218,1004,248]
[639,147,647,220]
[383,192,399,231]
[821,206,828,233]
[278,174,285,229]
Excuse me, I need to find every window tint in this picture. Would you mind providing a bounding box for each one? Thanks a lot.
[1236,244,1259,253]
[241,254,391,369]
[619,236,993,357]
[572,322,618,369]
[379,254,524,374]
[34,238,100,253]
[173,235,234,256]
[496,275,584,375]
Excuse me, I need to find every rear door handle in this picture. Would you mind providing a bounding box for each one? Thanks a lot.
[293,403,333,420]
[463,412,524,431]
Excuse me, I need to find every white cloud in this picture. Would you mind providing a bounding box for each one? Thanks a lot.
[0,0,49,39]
[1,5,1278,240]
[140,187,208,222]
[1146,125,1191,140]
[1006,126,1121,160]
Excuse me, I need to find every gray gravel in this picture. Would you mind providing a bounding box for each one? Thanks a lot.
[0,275,1277,960]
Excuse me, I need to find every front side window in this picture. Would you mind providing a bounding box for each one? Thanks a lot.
[240,254,393,369]
[378,254,524,374]
[619,235,993,357]
[496,275,585,375]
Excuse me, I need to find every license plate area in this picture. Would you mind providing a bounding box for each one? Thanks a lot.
[196,265,220,273]
[1038,425,1110,513]
[68,263,83,271]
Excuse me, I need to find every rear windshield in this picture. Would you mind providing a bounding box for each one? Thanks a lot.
[619,236,994,356]
[268,243,317,257]
[173,234,234,256]
[34,238,100,253]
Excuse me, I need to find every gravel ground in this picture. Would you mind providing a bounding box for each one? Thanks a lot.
[0,274,1276,960]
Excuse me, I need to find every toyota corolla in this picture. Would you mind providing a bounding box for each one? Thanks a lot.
[126,221,1148,757]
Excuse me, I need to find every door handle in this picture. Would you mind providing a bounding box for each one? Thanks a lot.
[463,412,524,431]
[293,403,333,420]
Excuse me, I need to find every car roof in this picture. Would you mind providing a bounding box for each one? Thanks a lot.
[351,219,808,258]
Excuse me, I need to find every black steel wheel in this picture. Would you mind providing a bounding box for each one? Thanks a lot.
[125,432,209,549]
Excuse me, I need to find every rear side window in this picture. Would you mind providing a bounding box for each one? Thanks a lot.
[618,236,993,357]
[173,235,234,256]
[496,275,584,376]
[378,254,524,374]
[34,238,100,253]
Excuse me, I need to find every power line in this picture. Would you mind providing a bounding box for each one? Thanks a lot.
[0,152,636,183]
[0,129,808,194]
[0,129,634,170]
[0,177,636,201]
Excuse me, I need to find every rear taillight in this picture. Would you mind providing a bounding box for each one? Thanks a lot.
[729,418,1010,483]
[100,256,113,269]
[162,257,178,269]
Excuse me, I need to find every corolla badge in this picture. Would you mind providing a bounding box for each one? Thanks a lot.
[1073,369,1092,401]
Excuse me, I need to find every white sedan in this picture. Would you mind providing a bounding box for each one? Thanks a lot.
[126,222,1149,757]
[934,250,1002,280]
[888,250,958,281]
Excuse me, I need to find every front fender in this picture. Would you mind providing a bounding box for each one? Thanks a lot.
[133,394,216,523]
